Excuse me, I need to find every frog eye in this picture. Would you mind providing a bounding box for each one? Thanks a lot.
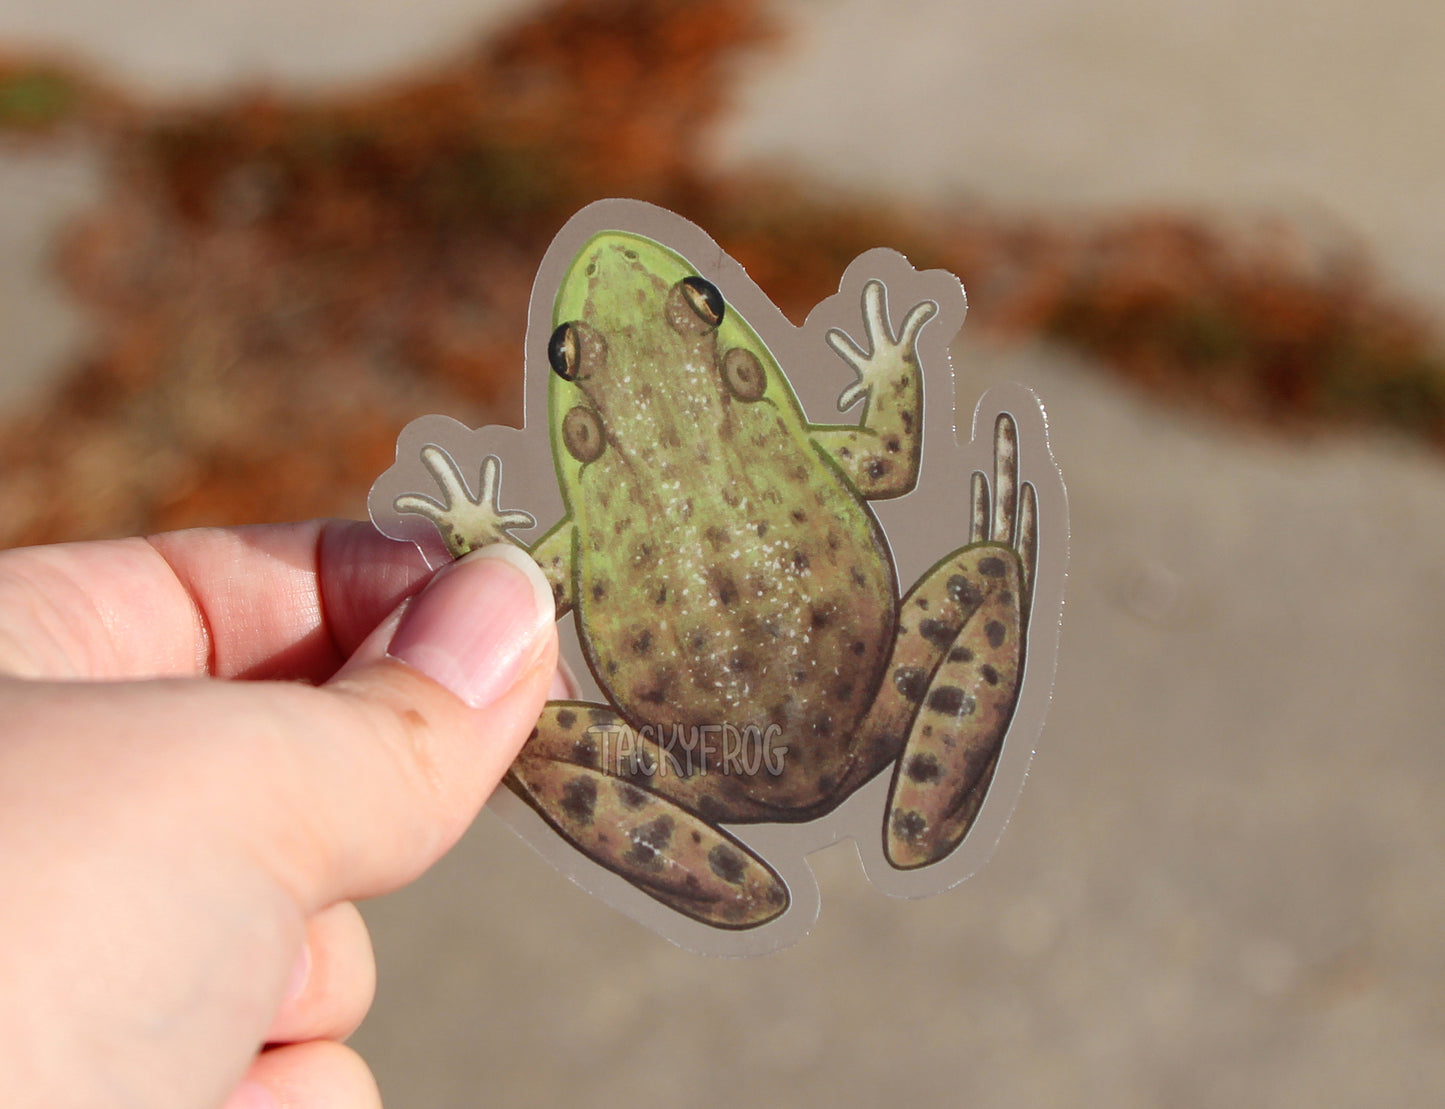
[721,347,766,402]
[548,323,582,381]
[562,405,605,463]
[667,277,725,334]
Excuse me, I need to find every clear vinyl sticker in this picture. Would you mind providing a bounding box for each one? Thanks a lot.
[369,199,1068,955]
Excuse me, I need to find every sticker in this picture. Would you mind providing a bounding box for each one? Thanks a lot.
[369,199,1067,955]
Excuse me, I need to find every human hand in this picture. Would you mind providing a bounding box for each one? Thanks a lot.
[0,521,558,1109]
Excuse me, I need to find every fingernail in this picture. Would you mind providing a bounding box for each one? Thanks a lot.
[223,1081,279,1109]
[387,544,554,709]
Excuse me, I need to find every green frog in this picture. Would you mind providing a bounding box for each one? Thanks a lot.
[395,232,1036,929]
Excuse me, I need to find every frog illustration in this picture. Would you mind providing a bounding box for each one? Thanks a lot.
[391,229,1038,930]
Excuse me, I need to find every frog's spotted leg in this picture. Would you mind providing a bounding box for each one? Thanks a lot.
[812,279,934,499]
[881,413,1038,869]
[393,446,578,614]
[506,704,791,929]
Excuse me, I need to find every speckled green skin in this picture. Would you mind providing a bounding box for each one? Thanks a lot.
[543,234,897,815]
[399,231,1029,928]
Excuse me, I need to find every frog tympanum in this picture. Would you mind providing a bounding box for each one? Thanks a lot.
[375,202,1055,936]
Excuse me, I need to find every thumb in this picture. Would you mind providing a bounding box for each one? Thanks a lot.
[266,542,558,908]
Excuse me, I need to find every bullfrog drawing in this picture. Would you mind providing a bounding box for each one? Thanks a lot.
[390,225,1039,930]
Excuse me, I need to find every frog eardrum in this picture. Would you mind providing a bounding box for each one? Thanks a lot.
[370,199,1067,955]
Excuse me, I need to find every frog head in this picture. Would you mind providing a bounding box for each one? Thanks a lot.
[543,231,803,502]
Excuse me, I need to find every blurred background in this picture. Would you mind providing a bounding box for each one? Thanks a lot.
[0,0,1440,1105]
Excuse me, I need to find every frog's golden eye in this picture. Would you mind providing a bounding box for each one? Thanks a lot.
[563,405,605,463]
[722,347,766,402]
[667,276,725,334]
[548,323,582,381]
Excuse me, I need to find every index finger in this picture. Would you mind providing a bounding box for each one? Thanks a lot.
[0,521,434,682]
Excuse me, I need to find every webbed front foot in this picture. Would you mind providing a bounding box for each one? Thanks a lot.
[394,448,536,559]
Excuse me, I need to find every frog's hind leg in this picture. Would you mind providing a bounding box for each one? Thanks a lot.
[853,413,1037,870]
[506,703,791,929]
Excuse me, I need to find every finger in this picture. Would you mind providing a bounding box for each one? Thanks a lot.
[266,902,375,1045]
[1018,480,1038,603]
[897,299,938,348]
[991,413,1018,545]
[825,327,868,365]
[861,279,892,344]
[969,471,989,545]
[229,1041,380,1109]
[0,520,434,682]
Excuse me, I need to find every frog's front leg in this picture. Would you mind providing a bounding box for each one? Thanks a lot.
[507,704,791,929]
[811,279,935,499]
[393,447,577,615]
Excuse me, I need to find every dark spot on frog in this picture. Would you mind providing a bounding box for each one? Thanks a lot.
[906,753,942,784]
[789,463,810,483]
[653,584,667,605]
[809,602,836,629]
[789,666,809,687]
[696,794,726,823]
[986,620,1007,648]
[704,525,729,550]
[636,666,675,706]
[831,678,855,703]
[708,568,739,607]
[826,530,840,552]
[851,566,870,587]
[630,629,653,656]
[560,777,597,825]
[979,556,1007,578]
[571,737,598,764]
[613,781,650,811]
[981,663,1001,686]
[949,646,974,663]
[591,580,607,602]
[623,248,639,260]
[792,550,810,574]
[612,516,635,536]
[708,844,748,885]
[865,458,890,482]
[914,597,930,610]
[625,815,675,870]
[605,660,619,675]
[851,639,867,656]
[790,508,807,524]
[927,686,975,718]
[839,446,853,460]
[919,618,959,649]
[755,522,769,537]
[721,488,739,509]
[893,666,928,702]
[727,650,755,674]
[556,709,577,730]
[688,629,708,652]
[901,411,915,433]
[691,831,703,844]
[809,710,833,738]
[921,724,933,737]
[631,540,653,565]
[891,808,927,844]
[948,574,982,609]
[588,708,615,726]
[1000,590,1014,607]
[885,436,901,453]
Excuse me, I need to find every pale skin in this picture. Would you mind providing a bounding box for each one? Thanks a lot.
[0,520,559,1109]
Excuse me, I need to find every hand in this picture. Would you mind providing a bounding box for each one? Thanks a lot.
[0,521,558,1109]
